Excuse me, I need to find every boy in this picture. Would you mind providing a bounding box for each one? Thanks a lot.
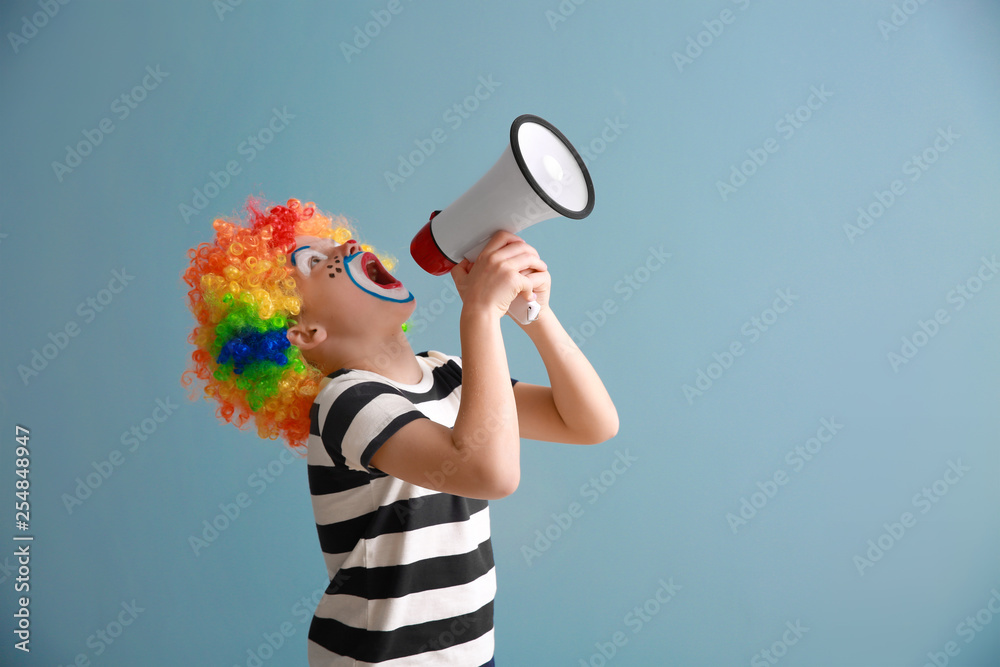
[183,197,618,665]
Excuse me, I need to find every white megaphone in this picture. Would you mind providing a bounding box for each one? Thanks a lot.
[410,114,595,324]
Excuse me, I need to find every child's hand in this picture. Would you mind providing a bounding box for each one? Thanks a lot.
[451,231,548,320]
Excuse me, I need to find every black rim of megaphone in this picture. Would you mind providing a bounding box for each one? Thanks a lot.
[510,114,595,220]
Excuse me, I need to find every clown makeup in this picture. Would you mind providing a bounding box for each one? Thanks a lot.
[290,245,331,278]
[343,250,414,303]
[291,238,413,304]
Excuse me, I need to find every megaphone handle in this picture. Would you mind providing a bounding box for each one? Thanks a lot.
[508,294,540,325]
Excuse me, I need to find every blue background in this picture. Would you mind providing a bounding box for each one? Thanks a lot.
[2,1,998,665]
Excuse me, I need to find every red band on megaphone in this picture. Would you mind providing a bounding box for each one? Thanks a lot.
[410,216,456,275]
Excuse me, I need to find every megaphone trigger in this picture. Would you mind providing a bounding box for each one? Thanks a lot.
[509,294,540,326]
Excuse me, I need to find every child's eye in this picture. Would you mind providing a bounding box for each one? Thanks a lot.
[291,247,329,277]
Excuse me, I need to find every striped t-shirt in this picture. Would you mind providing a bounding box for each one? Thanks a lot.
[306,351,499,666]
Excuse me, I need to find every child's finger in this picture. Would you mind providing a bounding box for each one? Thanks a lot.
[515,274,537,302]
[450,258,472,277]
[524,268,550,288]
[505,249,546,275]
[483,232,545,265]
[477,230,524,258]
[483,237,543,268]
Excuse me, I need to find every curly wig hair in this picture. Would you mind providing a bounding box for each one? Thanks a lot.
[182,196,394,450]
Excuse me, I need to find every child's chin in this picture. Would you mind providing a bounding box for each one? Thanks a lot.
[369,295,416,323]
[399,296,417,319]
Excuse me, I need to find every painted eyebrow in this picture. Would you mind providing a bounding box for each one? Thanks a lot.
[289,245,312,268]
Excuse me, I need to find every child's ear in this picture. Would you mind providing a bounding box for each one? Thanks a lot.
[286,320,327,351]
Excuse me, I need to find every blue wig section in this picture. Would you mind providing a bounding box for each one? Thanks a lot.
[216,329,291,374]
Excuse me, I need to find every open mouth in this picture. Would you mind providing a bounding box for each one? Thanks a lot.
[345,252,413,304]
[363,253,402,289]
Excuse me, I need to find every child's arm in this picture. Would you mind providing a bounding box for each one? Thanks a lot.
[369,232,541,499]
[512,307,619,445]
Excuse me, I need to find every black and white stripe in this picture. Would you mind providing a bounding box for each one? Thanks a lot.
[306,351,497,666]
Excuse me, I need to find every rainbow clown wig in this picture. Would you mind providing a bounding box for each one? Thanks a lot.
[182,196,395,450]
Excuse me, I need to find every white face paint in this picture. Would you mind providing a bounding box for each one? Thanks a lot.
[343,251,414,304]
[290,246,329,278]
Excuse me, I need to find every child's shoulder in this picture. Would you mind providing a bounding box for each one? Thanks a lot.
[419,350,462,368]
[315,350,462,397]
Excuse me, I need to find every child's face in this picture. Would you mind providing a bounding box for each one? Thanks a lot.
[290,235,414,334]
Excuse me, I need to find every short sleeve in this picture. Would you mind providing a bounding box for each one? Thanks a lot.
[424,351,517,386]
[315,378,425,474]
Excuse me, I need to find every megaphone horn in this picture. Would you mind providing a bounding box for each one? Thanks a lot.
[410,114,595,324]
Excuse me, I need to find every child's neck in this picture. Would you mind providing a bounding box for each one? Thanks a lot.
[334,328,423,385]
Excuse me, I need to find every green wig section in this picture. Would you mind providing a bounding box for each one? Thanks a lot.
[209,294,306,412]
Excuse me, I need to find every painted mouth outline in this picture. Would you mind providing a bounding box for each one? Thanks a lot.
[344,251,413,303]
